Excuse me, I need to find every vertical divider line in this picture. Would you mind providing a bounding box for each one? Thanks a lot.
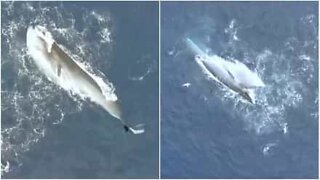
[317,1,320,178]
[0,1,2,170]
[158,0,161,179]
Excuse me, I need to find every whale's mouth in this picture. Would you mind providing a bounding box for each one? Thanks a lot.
[28,25,52,42]
[35,26,54,42]
[27,25,55,54]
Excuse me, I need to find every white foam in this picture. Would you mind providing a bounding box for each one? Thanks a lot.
[128,55,156,82]
[225,19,239,41]
[262,142,277,156]
[182,83,191,88]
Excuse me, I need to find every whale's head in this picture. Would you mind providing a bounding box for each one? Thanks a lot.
[26,25,54,54]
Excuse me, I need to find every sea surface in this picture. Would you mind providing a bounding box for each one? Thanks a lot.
[1,1,159,178]
[161,2,318,178]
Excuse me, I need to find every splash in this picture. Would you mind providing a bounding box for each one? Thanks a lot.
[1,1,113,175]
[182,83,191,88]
[224,41,316,135]
[224,19,239,41]
[262,142,277,156]
[128,54,157,81]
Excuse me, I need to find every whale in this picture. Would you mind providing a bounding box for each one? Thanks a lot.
[26,25,144,134]
[185,38,265,103]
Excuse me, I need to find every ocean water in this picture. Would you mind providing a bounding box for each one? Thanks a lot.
[1,1,159,178]
[161,2,318,178]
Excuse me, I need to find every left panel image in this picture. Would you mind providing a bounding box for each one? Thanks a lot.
[1,1,159,178]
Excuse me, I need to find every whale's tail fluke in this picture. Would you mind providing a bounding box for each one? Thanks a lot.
[123,125,129,132]
[123,124,145,134]
[129,126,145,134]
[102,101,144,134]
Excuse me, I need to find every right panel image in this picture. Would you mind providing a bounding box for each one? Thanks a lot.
[161,2,318,179]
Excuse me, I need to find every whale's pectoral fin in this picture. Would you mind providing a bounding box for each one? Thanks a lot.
[242,91,253,103]
[57,64,62,77]
[129,124,145,134]
[225,68,236,81]
[240,89,255,104]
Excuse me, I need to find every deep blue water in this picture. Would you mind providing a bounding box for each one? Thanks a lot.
[1,1,158,178]
[161,2,318,178]
[1,1,319,179]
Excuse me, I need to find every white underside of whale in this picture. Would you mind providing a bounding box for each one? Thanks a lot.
[185,38,265,103]
[26,25,144,134]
